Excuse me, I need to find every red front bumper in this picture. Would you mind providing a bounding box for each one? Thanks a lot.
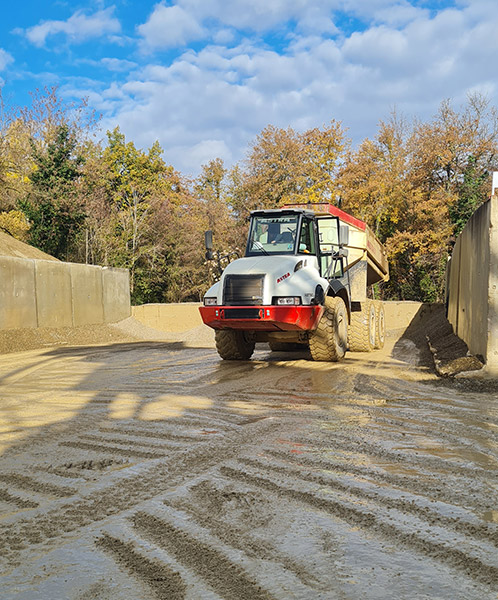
[199,305,324,331]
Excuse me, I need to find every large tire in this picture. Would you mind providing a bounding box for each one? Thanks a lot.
[309,297,348,362]
[215,330,255,360]
[373,300,386,349]
[348,299,376,352]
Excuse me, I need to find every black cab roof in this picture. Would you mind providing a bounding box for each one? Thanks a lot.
[250,208,316,219]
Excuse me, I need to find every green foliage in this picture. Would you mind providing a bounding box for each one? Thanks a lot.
[19,124,86,259]
[3,87,498,306]
[449,156,489,236]
[0,209,30,240]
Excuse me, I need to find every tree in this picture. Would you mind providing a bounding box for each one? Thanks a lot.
[81,127,190,303]
[340,114,410,241]
[340,96,498,302]
[449,155,489,236]
[240,121,348,214]
[19,124,86,259]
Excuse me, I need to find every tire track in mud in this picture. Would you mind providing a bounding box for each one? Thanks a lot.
[78,433,186,450]
[291,429,498,482]
[0,419,282,566]
[96,533,187,600]
[0,488,38,509]
[237,456,498,547]
[58,440,167,459]
[130,511,276,600]
[263,448,496,521]
[368,412,498,447]
[162,487,321,590]
[219,464,498,587]
[98,426,209,442]
[0,473,76,498]
[47,458,128,478]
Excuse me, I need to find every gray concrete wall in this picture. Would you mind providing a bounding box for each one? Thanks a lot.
[71,263,105,326]
[0,257,130,330]
[35,261,73,328]
[487,197,498,369]
[447,195,498,372]
[103,267,131,324]
[132,303,202,332]
[0,257,38,330]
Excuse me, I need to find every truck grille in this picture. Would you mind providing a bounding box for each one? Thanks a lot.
[223,308,262,319]
[223,274,264,306]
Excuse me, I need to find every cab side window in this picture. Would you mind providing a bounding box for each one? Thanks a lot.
[299,219,316,254]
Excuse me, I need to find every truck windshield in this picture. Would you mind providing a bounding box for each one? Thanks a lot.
[246,215,299,256]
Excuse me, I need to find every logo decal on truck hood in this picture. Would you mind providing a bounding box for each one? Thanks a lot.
[276,272,291,284]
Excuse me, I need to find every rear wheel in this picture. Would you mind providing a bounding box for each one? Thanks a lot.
[348,299,376,352]
[215,330,255,360]
[373,301,385,349]
[309,297,348,362]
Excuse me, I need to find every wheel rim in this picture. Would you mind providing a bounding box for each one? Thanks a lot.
[337,308,348,351]
[378,308,385,345]
[369,304,376,348]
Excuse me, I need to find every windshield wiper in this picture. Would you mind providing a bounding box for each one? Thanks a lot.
[252,241,269,255]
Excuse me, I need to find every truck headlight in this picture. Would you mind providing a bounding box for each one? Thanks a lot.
[204,297,218,306]
[275,297,301,305]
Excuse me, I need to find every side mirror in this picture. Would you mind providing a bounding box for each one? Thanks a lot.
[205,230,214,260]
[339,225,349,247]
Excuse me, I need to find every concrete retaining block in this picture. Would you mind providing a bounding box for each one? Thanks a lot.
[35,260,73,328]
[448,194,498,371]
[103,267,131,323]
[0,256,37,329]
[487,197,498,372]
[132,303,202,332]
[0,252,131,332]
[71,263,105,326]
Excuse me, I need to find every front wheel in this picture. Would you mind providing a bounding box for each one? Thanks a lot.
[309,297,348,362]
[215,330,255,360]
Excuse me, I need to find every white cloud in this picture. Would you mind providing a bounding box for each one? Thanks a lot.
[180,0,312,31]
[101,58,138,72]
[138,4,205,49]
[138,0,342,49]
[0,48,13,70]
[186,139,233,172]
[87,1,498,175]
[24,8,121,47]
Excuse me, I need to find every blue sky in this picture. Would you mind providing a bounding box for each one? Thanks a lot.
[1,0,497,176]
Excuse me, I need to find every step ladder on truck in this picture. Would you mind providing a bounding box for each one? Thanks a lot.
[199,203,389,361]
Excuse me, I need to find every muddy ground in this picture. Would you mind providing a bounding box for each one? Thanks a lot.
[0,308,497,600]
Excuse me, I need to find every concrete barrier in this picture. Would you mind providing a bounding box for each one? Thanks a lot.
[35,261,73,328]
[0,257,131,331]
[103,267,131,323]
[0,257,38,329]
[447,194,498,372]
[132,303,202,332]
[71,263,105,326]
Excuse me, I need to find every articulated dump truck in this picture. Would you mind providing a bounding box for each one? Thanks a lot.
[199,203,389,361]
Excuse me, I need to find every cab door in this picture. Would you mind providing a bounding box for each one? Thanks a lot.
[315,216,343,280]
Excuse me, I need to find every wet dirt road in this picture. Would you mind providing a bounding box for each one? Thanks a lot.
[0,331,497,600]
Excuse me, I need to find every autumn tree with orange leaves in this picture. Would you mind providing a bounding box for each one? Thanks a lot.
[339,94,498,301]
[2,87,498,303]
